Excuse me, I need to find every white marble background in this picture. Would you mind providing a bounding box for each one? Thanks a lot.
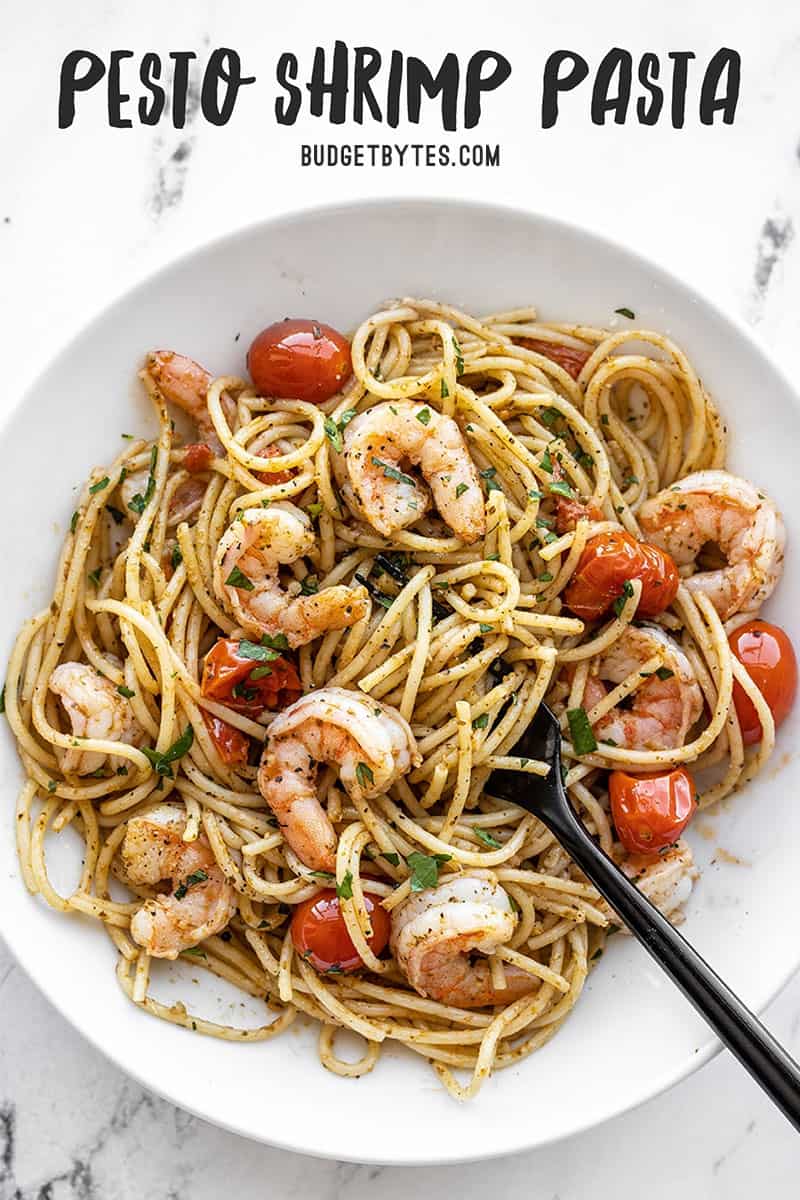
[2,0,800,1194]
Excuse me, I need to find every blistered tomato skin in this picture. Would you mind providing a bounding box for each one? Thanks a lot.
[728,620,798,745]
[609,767,696,854]
[291,889,391,974]
[247,318,351,404]
[564,529,679,622]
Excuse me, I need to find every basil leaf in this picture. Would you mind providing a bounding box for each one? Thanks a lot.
[142,725,195,779]
[336,871,354,900]
[567,707,598,756]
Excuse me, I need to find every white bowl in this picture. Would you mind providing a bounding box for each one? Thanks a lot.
[2,200,799,1164]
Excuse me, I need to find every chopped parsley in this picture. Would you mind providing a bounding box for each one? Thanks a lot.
[306,501,323,518]
[174,868,208,901]
[300,574,319,595]
[355,762,375,789]
[406,851,451,892]
[324,410,355,453]
[89,476,110,495]
[250,665,273,680]
[336,871,354,900]
[479,623,493,633]
[142,725,194,780]
[171,544,183,571]
[540,447,554,474]
[567,707,598,756]
[474,827,501,849]
[540,407,562,429]
[612,579,635,617]
[528,488,544,501]
[549,479,574,499]
[88,568,102,587]
[455,482,469,498]
[480,466,502,494]
[472,712,490,730]
[440,379,450,399]
[117,685,135,699]
[380,851,400,867]
[615,306,636,320]
[656,666,675,681]
[225,565,254,591]
[371,457,416,488]
[538,572,554,583]
[453,337,464,375]
[70,511,79,534]
[128,446,158,515]
[486,552,500,562]
[238,640,283,664]
[416,407,432,426]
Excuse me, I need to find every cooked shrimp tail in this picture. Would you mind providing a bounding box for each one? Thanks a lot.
[48,662,142,776]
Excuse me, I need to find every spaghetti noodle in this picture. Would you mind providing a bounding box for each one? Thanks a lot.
[6,297,788,1102]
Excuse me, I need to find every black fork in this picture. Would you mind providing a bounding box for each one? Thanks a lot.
[485,702,800,1131]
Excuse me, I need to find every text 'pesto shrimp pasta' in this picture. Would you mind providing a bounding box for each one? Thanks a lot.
[5,296,795,1103]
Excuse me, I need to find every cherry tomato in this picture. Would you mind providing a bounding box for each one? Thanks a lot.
[728,620,798,745]
[247,318,351,404]
[564,529,679,621]
[255,441,296,486]
[291,888,391,974]
[554,496,603,535]
[517,337,592,381]
[201,638,302,716]
[609,767,696,854]
[183,442,214,473]
[202,711,250,766]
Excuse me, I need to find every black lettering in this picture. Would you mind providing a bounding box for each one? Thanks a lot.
[668,51,695,128]
[591,48,632,124]
[541,51,589,129]
[353,47,382,123]
[464,51,511,129]
[636,53,662,125]
[138,52,165,125]
[201,48,255,126]
[276,53,301,125]
[170,51,196,128]
[307,40,348,123]
[407,54,459,131]
[58,50,105,129]
[107,50,134,128]
[700,48,740,125]
[387,50,404,128]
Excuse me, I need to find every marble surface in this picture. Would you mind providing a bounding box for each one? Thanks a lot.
[2,0,800,1193]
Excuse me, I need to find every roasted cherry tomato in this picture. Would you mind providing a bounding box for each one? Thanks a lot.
[202,711,250,766]
[201,637,302,716]
[554,496,604,534]
[728,620,798,745]
[517,337,592,381]
[255,441,296,486]
[291,888,391,974]
[609,767,696,854]
[183,442,214,473]
[564,529,679,621]
[247,318,351,404]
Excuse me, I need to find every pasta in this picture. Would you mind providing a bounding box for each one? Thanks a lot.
[6,296,788,1103]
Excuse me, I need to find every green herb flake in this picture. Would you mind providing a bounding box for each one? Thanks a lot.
[142,725,195,780]
[182,946,206,957]
[406,850,452,892]
[479,623,493,633]
[47,780,57,793]
[117,685,135,699]
[455,482,469,499]
[528,488,544,501]
[549,479,574,499]
[89,476,110,495]
[324,416,343,453]
[486,552,500,562]
[540,447,553,474]
[88,568,102,587]
[371,457,416,488]
[416,407,432,426]
[336,871,354,900]
[480,466,502,494]
[356,762,375,789]
[250,665,273,680]
[440,379,450,399]
[225,565,255,591]
[380,851,400,867]
[567,707,598,756]
[300,574,319,596]
[0,684,7,715]
[612,579,635,617]
[540,407,562,430]
[306,502,323,518]
[615,306,636,320]
[238,640,282,664]
[656,666,675,681]
[538,572,554,583]
[174,867,208,901]
[171,545,183,571]
[474,827,501,849]
[472,712,490,730]
[261,633,290,651]
[453,337,465,375]
[70,511,79,534]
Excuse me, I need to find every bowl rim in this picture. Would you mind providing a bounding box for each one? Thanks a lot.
[3,195,800,1164]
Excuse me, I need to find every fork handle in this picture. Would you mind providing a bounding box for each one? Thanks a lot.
[546,801,800,1131]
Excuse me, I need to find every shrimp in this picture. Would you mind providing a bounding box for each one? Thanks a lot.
[579,625,703,751]
[639,470,785,621]
[602,841,697,929]
[343,401,485,543]
[390,876,537,1007]
[48,662,143,776]
[121,804,236,959]
[213,503,369,648]
[258,687,420,872]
